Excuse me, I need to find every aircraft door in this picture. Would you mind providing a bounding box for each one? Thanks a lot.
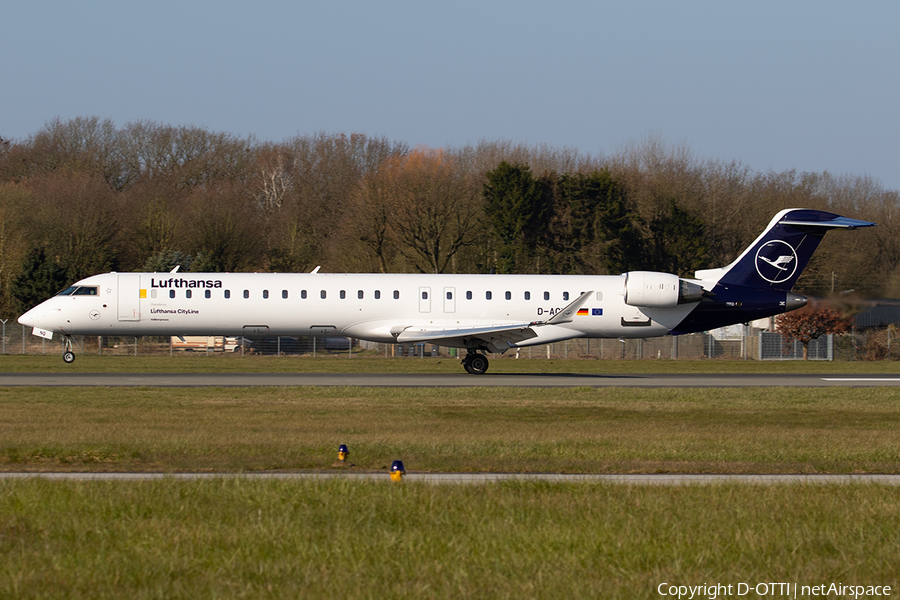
[443,287,456,313]
[419,287,431,313]
[117,274,141,321]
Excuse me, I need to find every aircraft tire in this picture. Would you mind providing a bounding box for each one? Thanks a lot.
[468,354,489,375]
[63,351,75,364]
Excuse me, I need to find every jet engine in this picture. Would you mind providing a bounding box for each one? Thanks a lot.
[623,271,705,309]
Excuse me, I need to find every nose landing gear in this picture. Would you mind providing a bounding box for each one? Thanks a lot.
[461,352,489,375]
[62,335,75,363]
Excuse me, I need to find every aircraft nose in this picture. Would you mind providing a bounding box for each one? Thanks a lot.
[18,308,39,328]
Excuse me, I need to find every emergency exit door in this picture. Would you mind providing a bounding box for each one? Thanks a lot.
[117,274,141,321]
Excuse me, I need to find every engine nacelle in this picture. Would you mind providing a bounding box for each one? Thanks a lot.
[624,271,705,309]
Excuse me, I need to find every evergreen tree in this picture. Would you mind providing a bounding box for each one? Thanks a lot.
[551,169,643,274]
[644,200,709,276]
[142,250,195,273]
[11,247,69,314]
[483,162,548,273]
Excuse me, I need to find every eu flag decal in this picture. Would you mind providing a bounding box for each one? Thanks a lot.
[592,308,602,316]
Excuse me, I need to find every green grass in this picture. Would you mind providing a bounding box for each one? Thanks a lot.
[1,479,897,599]
[2,386,899,473]
[3,353,900,373]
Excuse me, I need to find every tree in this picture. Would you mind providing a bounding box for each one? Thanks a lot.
[380,148,481,274]
[775,306,852,360]
[25,173,119,281]
[0,183,30,317]
[551,169,642,274]
[142,250,195,273]
[643,200,709,276]
[10,247,69,314]
[184,185,262,272]
[482,162,547,273]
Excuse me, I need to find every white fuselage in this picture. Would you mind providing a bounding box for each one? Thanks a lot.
[20,271,700,348]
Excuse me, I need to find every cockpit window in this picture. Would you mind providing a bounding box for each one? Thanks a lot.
[57,286,98,296]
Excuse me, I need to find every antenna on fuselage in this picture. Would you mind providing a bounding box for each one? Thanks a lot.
[311,266,321,274]
[170,265,180,273]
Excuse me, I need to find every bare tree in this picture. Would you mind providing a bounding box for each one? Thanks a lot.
[381,148,482,273]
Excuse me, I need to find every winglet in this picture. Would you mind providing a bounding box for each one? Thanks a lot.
[545,290,593,325]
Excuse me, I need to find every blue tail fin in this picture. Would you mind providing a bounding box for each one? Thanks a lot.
[695,209,875,291]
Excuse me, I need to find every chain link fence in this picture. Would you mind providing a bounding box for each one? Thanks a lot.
[4,321,898,361]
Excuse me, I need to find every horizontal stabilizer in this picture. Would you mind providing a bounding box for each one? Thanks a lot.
[696,209,874,291]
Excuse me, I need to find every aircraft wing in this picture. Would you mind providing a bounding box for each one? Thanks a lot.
[391,290,593,353]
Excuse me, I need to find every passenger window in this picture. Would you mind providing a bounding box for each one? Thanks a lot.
[375,290,381,299]
[393,290,400,300]
[486,291,492,300]
[422,291,428,300]
[596,292,603,301]
[186,290,192,299]
[282,290,288,299]
[446,291,452,300]
[301,290,307,299]
[563,292,569,301]
[466,291,472,300]
[505,291,511,300]
[263,290,269,299]
[169,290,175,299]
[225,290,231,299]
[544,291,550,301]
[205,290,211,299]
[321,290,327,299]
[340,290,346,299]
[358,290,364,299]
[151,289,158,299]
[243,290,250,299]
[525,291,531,300]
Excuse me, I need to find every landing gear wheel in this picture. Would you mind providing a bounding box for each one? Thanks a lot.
[462,353,489,375]
[468,354,488,374]
[62,335,76,364]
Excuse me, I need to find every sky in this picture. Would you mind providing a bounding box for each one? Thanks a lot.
[3,1,899,190]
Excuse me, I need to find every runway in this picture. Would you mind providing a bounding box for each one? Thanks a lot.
[2,472,899,485]
[3,372,900,387]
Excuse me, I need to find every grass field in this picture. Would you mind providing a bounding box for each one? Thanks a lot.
[2,479,899,599]
[2,385,899,474]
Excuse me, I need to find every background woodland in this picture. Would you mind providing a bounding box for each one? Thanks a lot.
[1,117,897,318]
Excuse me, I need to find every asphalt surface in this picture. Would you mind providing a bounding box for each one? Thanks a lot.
[2,372,900,387]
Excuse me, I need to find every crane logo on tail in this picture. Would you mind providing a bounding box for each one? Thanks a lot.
[755,240,798,284]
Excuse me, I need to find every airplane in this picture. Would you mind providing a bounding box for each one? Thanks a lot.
[18,208,874,374]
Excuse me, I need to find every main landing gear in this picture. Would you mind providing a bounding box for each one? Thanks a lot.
[461,352,489,375]
[62,335,75,364]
